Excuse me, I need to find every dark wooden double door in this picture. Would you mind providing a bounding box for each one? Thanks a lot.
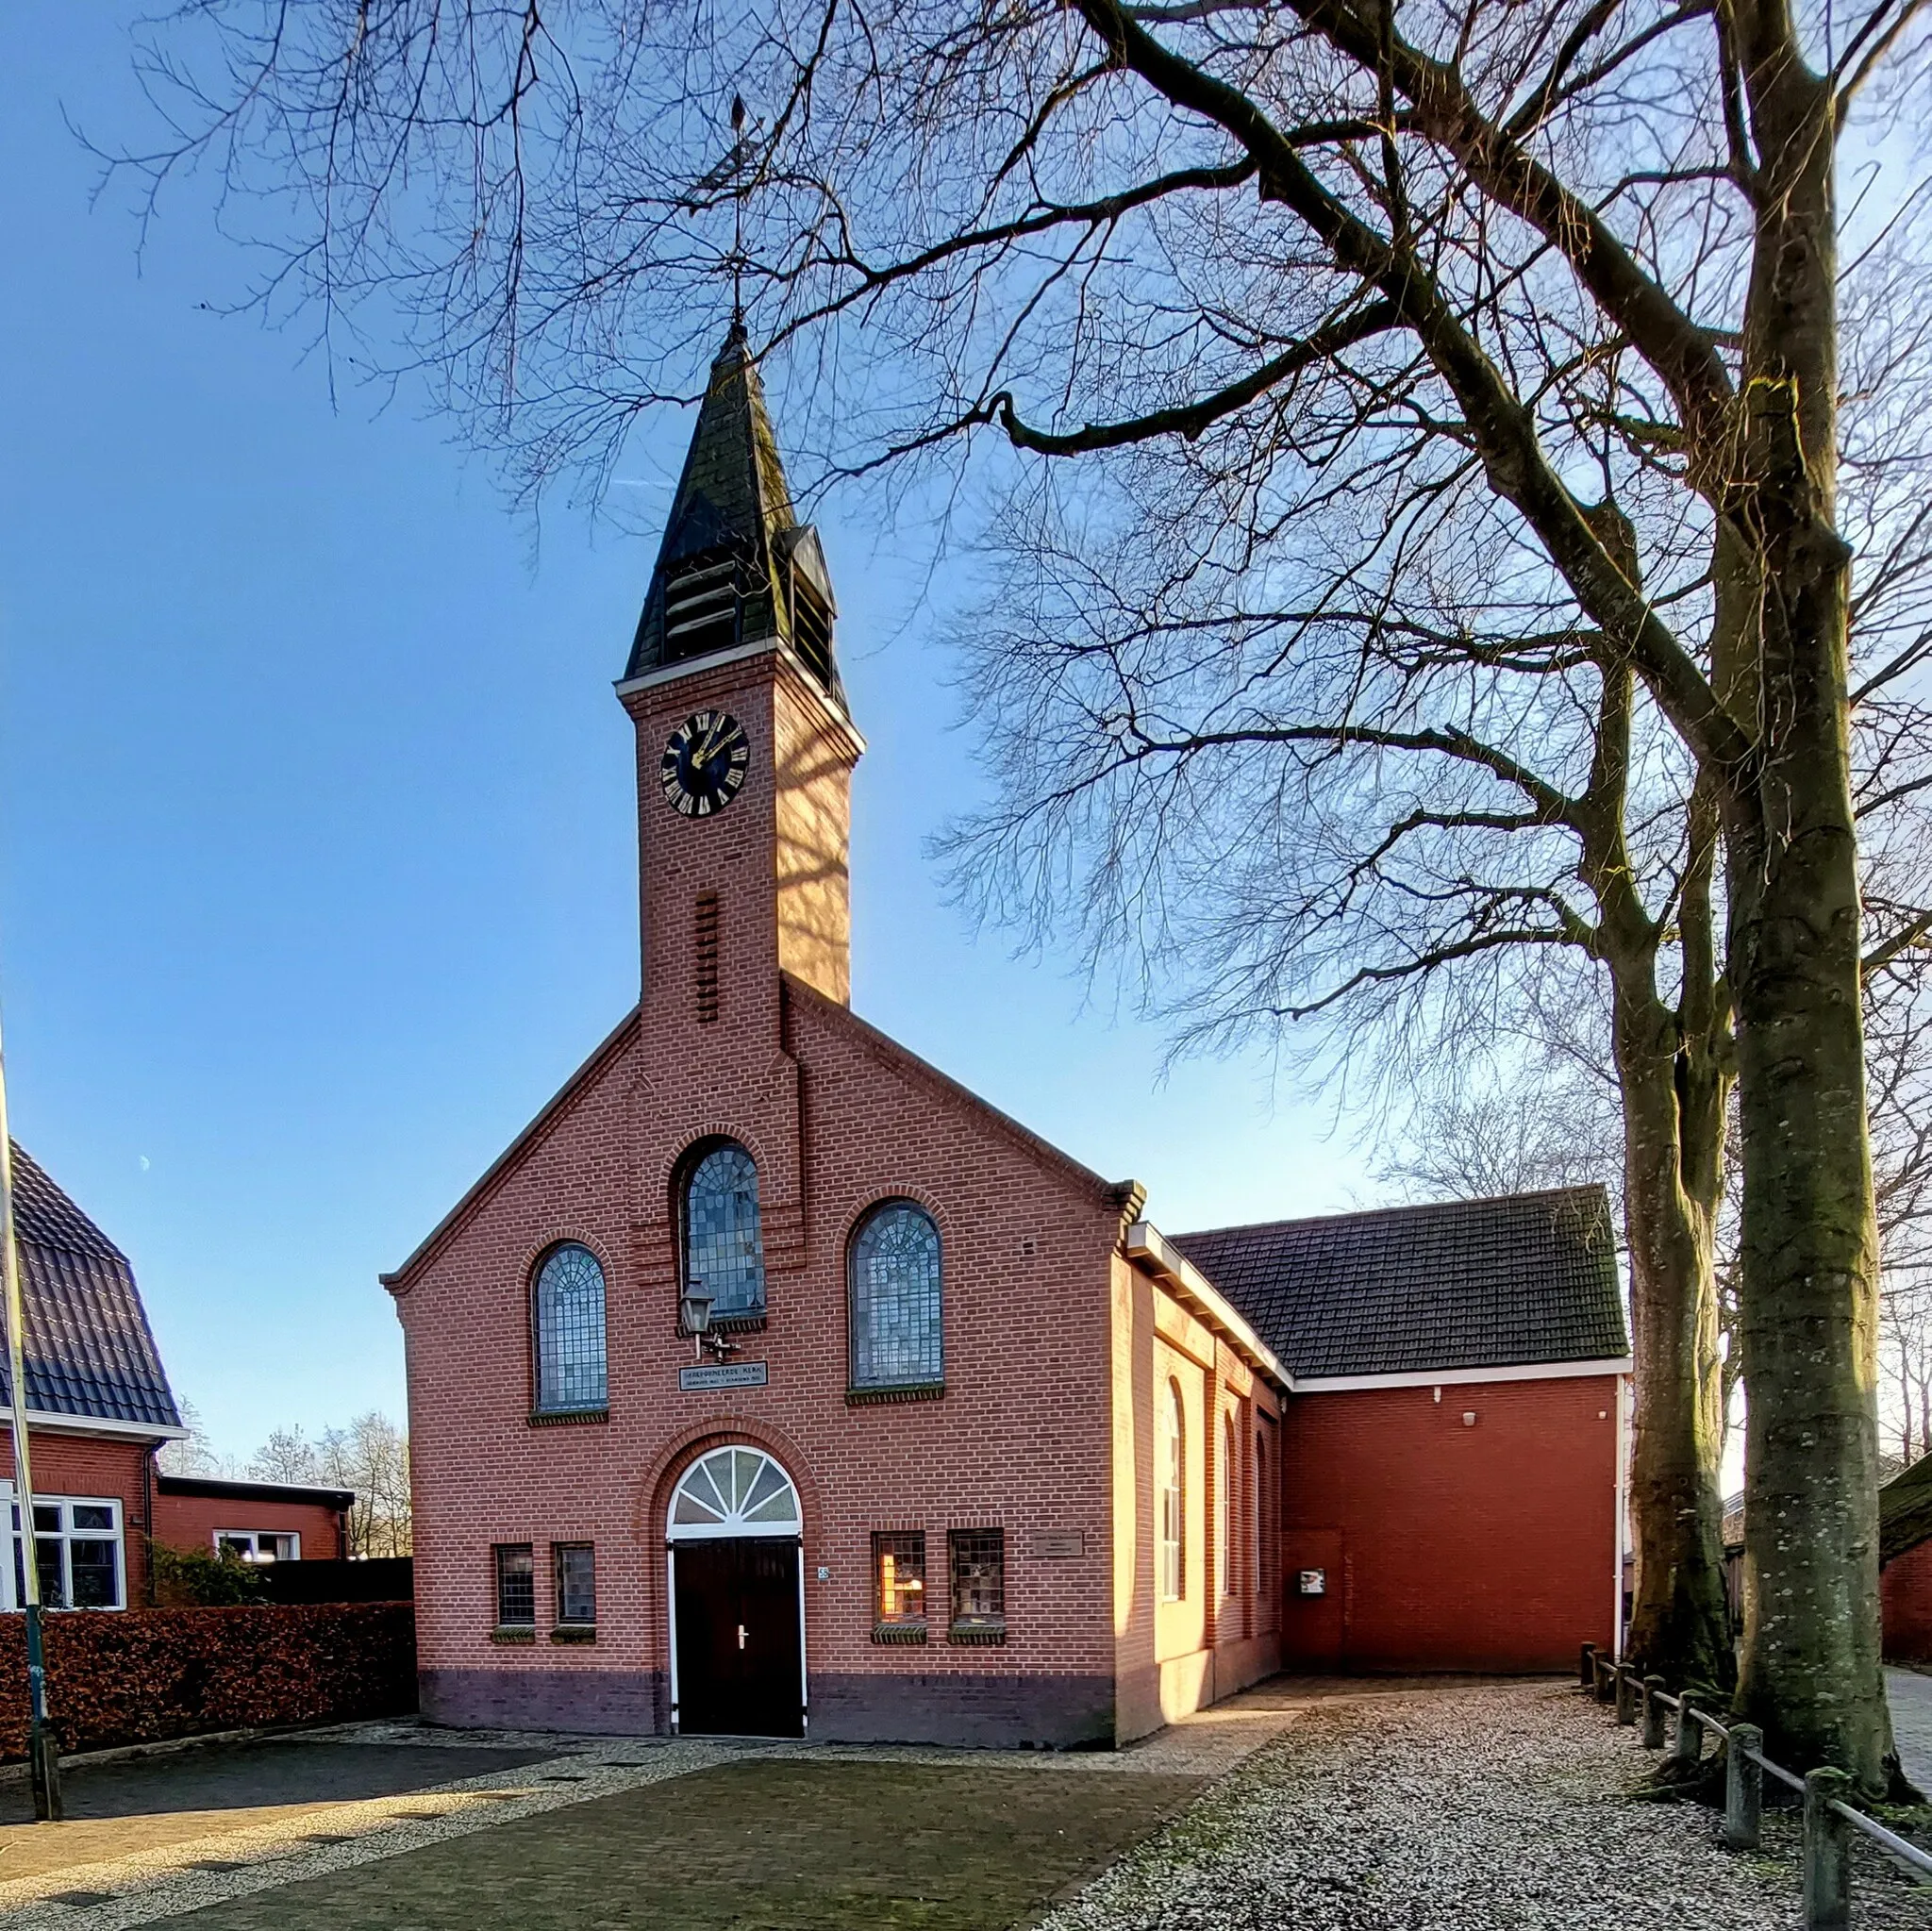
[674,1536,804,1737]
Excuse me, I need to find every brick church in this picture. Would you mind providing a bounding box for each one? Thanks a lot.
[386,325,1632,1747]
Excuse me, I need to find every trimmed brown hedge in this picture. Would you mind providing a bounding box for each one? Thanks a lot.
[0,1603,416,1758]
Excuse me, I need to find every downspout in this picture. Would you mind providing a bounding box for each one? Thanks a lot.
[1613,1373,1629,1661]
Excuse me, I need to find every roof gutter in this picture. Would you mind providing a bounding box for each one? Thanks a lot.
[1124,1221,1291,1390]
[1,1409,188,1444]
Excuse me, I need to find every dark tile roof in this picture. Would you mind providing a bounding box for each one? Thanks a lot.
[1174,1186,1628,1381]
[4,1143,180,1431]
[624,324,846,705]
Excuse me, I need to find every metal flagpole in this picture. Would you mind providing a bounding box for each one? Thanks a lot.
[0,1006,61,1820]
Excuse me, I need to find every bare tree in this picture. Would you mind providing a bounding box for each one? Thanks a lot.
[105,0,1932,1784]
[318,1412,412,1558]
[248,1424,321,1486]
[157,1396,232,1478]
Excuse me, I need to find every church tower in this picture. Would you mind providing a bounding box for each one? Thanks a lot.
[615,325,862,1043]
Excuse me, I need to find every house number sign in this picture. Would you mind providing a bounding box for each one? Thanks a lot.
[678,1361,770,1391]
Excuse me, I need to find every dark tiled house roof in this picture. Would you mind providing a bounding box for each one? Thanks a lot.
[4,1143,180,1431]
[1174,1186,1628,1381]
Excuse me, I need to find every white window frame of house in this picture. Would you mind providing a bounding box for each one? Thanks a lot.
[214,1529,301,1563]
[0,1486,126,1611]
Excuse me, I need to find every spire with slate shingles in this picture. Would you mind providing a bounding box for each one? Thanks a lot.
[624,326,843,705]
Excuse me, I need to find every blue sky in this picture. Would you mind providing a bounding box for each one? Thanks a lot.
[5,6,1373,1462]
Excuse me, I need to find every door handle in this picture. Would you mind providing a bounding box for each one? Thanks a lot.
[738,1623,747,1651]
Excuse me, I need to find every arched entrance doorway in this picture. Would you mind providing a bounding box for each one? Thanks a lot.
[666,1445,806,1737]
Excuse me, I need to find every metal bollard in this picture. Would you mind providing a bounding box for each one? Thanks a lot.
[1641,1675,1667,1750]
[1724,1723,1763,1851]
[1803,1767,1852,1931]
[1674,1693,1702,1770]
[1580,1641,1596,1690]
[1616,1664,1637,1725]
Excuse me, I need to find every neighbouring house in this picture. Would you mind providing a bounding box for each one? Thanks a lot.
[151,1472,353,1564]
[385,323,1632,1750]
[1879,1454,1932,1663]
[0,1143,186,1609]
[0,1142,357,1604]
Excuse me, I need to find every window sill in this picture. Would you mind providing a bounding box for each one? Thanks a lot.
[528,1407,609,1428]
[678,1312,767,1339]
[846,1382,946,1407]
[491,1626,537,1645]
[870,1623,928,1646]
[948,1623,1007,1648]
[550,1624,597,1644]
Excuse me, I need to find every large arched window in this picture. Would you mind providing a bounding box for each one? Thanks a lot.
[1218,1414,1237,1600]
[1160,1379,1186,1602]
[848,1202,943,1390]
[682,1141,766,1320]
[532,1243,607,1414]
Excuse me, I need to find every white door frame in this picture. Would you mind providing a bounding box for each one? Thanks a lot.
[664,1446,808,1736]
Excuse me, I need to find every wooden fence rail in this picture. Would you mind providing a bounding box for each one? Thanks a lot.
[1580,1643,1932,1931]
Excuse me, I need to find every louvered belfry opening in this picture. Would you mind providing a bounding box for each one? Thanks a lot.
[661,543,750,665]
[789,571,834,689]
[694,891,721,1023]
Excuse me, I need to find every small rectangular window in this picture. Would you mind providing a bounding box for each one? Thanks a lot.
[948,1528,1005,1642]
[554,1543,596,1625]
[494,1543,536,1627]
[872,1531,926,1640]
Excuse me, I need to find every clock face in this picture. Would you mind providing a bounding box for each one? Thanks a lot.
[660,710,750,819]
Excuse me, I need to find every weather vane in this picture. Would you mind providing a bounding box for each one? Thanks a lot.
[692,94,757,335]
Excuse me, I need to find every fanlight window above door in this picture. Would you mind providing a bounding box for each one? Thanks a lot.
[668,1447,801,1540]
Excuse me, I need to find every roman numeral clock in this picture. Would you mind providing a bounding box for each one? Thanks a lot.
[660,710,750,819]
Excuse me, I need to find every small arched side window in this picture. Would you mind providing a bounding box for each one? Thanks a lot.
[848,1202,943,1390]
[682,1141,766,1320]
[1160,1379,1186,1602]
[532,1242,608,1414]
[1255,1431,1269,1606]
[1218,1414,1236,1599]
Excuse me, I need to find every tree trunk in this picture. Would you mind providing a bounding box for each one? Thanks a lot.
[1725,24,1895,1792]
[1616,973,1736,1693]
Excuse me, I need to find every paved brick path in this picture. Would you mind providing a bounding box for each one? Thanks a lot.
[0,1679,1540,1930]
[1886,1666,1932,1791]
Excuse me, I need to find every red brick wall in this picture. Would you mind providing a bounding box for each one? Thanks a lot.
[150,1490,346,1561]
[1277,1374,1621,1673]
[0,1428,155,1606]
[1883,1540,1932,1663]
[392,647,1133,1744]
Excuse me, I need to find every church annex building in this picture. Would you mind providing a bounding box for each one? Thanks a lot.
[385,327,1632,1748]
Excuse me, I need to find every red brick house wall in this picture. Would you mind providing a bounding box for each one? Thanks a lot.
[1883,1540,1932,1663]
[0,1427,155,1607]
[1276,1374,1622,1672]
[149,1489,346,1561]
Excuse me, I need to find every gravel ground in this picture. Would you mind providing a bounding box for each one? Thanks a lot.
[1036,1682,1932,1931]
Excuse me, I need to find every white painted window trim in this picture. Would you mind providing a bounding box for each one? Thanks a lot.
[213,1528,302,1563]
[0,1486,126,1611]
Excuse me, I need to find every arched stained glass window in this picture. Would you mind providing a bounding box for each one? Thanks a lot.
[668,1446,801,1539]
[532,1243,607,1414]
[683,1142,765,1319]
[848,1202,942,1390]
[1160,1380,1186,1602]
